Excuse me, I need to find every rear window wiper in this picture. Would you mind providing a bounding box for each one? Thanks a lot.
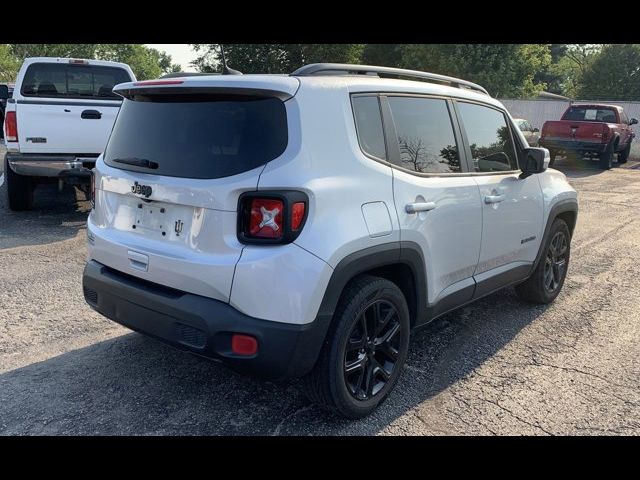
[111,157,159,169]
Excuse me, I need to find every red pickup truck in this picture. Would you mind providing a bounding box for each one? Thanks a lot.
[539,104,637,169]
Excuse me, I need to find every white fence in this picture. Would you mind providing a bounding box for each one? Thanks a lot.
[499,99,640,159]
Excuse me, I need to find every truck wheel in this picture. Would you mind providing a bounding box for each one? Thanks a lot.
[5,156,35,211]
[599,141,614,170]
[548,149,557,166]
[618,142,631,164]
[303,275,410,419]
[515,218,570,304]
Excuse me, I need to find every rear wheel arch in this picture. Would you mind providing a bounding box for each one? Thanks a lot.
[613,134,620,151]
[316,242,426,332]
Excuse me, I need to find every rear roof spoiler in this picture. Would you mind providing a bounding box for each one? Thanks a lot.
[113,71,300,101]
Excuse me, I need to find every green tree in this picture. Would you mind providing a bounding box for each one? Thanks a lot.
[0,44,19,82]
[552,44,602,98]
[155,49,182,74]
[291,44,363,66]
[400,44,551,98]
[9,44,99,59]
[196,43,555,98]
[564,44,601,75]
[191,44,363,74]
[577,44,640,100]
[361,44,404,67]
[8,44,179,80]
[534,44,568,95]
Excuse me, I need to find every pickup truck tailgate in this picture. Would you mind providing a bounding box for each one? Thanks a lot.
[543,120,606,143]
[16,99,121,154]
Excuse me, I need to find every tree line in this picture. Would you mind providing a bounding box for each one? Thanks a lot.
[191,44,640,101]
[2,44,639,101]
[0,44,181,82]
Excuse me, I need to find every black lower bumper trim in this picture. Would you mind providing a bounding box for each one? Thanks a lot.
[82,260,328,380]
[540,140,607,153]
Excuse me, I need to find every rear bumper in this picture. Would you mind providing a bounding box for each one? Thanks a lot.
[82,260,328,380]
[6,152,97,179]
[540,139,607,153]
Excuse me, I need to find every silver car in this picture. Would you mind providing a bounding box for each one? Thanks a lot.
[514,118,540,146]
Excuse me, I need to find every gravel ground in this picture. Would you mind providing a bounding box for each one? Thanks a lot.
[1,145,639,435]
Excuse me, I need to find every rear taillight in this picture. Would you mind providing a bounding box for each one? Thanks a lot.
[291,202,306,231]
[249,198,284,239]
[238,191,308,244]
[601,124,609,143]
[5,111,17,142]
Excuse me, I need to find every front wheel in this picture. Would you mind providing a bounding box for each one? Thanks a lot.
[303,275,410,419]
[516,218,571,304]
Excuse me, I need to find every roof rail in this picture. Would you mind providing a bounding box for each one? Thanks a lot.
[291,63,489,96]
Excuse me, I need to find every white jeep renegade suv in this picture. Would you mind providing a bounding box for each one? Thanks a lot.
[82,64,578,418]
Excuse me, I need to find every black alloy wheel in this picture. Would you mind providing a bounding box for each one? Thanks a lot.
[543,230,568,294]
[343,299,401,401]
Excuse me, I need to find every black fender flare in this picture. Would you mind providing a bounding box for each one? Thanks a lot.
[611,133,620,151]
[316,241,426,325]
[532,198,578,271]
[295,241,427,374]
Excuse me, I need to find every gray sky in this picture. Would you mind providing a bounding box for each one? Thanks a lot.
[146,44,198,71]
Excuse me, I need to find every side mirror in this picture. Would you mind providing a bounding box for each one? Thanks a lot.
[533,127,540,133]
[630,118,638,126]
[520,147,548,179]
[0,85,9,100]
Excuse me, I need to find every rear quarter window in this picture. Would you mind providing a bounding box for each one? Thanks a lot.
[562,107,618,123]
[351,95,387,160]
[21,63,132,100]
[104,94,288,179]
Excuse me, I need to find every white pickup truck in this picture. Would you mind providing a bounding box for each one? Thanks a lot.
[2,57,136,210]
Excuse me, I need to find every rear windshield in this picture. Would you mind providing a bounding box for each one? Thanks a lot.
[21,63,132,100]
[562,107,618,123]
[103,95,288,179]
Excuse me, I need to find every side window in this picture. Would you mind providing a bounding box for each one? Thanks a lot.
[621,111,629,124]
[388,96,461,174]
[352,96,387,160]
[457,102,518,172]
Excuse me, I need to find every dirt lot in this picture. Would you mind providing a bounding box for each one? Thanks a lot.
[1,145,639,435]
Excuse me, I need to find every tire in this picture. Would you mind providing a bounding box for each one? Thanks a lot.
[303,274,411,419]
[599,141,614,170]
[618,142,630,164]
[515,218,571,304]
[5,156,35,211]
[548,149,557,167]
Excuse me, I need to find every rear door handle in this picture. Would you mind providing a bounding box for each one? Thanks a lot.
[405,202,437,213]
[484,194,505,204]
[81,109,102,119]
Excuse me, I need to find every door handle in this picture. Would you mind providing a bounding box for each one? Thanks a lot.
[81,109,102,120]
[484,194,505,204]
[405,202,437,214]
